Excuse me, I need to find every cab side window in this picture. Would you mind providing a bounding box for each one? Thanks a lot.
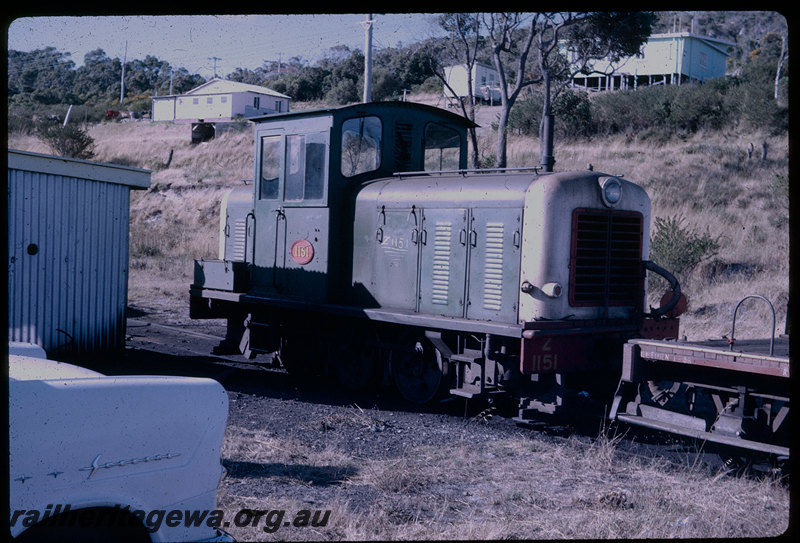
[424,123,462,171]
[259,135,281,200]
[285,132,326,202]
[341,116,382,177]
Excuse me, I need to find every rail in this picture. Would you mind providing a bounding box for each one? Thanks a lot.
[392,166,542,178]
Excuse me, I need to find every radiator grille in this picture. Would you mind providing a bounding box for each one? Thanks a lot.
[569,209,643,307]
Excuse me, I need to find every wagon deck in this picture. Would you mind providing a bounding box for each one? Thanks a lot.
[625,336,790,379]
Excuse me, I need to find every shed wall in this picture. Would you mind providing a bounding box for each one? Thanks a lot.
[7,152,149,356]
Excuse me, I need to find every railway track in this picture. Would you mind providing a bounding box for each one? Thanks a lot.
[118,316,789,476]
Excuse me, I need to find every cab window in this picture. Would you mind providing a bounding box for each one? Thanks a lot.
[341,116,381,177]
[259,135,281,200]
[284,132,326,201]
[424,123,461,171]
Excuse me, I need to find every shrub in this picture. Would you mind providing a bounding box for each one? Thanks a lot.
[35,121,96,159]
[552,89,593,138]
[649,214,720,291]
[325,78,360,105]
[507,89,592,139]
[507,94,541,136]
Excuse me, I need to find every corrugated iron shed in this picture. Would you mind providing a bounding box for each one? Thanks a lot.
[7,149,150,357]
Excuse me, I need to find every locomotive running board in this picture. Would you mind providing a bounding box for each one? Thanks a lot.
[615,411,790,457]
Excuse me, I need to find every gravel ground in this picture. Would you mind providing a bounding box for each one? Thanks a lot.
[70,306,786,540]
[108,311,594,461]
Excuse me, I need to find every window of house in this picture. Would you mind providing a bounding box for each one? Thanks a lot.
[254,96,260,109]
[424,123,461,171]
[284,133,326,202]
[259,135,281,200]
[192,97,199,105]
[221,96,228,103]
[341,116,381,177]
[207,97,213,104]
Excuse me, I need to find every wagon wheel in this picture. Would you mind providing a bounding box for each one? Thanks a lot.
[392,339,449,404]
[644,380,682,407]
[333,344,375,392]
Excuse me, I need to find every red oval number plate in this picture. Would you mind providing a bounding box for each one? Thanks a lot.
[290,239,314,265]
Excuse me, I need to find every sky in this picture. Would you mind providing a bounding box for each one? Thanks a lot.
[6,13,446,78]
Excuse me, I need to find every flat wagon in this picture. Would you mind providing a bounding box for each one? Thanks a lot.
[611,295,790,457]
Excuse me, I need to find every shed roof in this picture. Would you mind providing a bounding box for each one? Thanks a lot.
[8,149,151,189]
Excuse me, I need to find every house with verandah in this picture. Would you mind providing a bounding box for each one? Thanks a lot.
[569,32,735,92]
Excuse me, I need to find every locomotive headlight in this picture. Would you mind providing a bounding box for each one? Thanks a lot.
[600,177,622,207]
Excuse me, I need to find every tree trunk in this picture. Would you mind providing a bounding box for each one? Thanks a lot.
[774,33,787,102]
[496,103,509,168]
[468,127,480,169]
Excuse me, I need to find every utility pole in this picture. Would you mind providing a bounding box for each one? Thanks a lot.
[120,41,127,106]
[361,14,374,103]
[209,56,222,78]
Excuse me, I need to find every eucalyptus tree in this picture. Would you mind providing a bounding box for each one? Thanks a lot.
[73,49,122,102]
[433,13,484,168]
[7,47,76,103]
[479,12,654,170]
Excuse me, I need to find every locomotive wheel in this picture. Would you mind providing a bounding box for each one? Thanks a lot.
[392,339,448,404]
[278,336,323,379]
[333,344,375,391]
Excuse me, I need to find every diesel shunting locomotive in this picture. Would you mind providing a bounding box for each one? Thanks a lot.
[189,101,685,420]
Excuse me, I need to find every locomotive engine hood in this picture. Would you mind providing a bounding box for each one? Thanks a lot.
[519,171,650,322]
[354,169,651,325]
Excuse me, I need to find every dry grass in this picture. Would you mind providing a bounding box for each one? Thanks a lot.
[7,114,789,336]
[216,420,789,541]
[7,110,790,540]
[503,128,790,340]
[6,108,789,337]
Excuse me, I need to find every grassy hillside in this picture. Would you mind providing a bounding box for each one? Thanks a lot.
[7,105,789,341]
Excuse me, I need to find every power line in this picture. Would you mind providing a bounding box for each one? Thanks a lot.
[208,56,222,78]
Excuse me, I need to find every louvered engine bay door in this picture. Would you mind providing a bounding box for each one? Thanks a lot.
[465,208,522,323]
[418,207,521,322]
[418,208,468,317]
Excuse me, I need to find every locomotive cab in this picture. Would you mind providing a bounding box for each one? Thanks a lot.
[208,102,474,304]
